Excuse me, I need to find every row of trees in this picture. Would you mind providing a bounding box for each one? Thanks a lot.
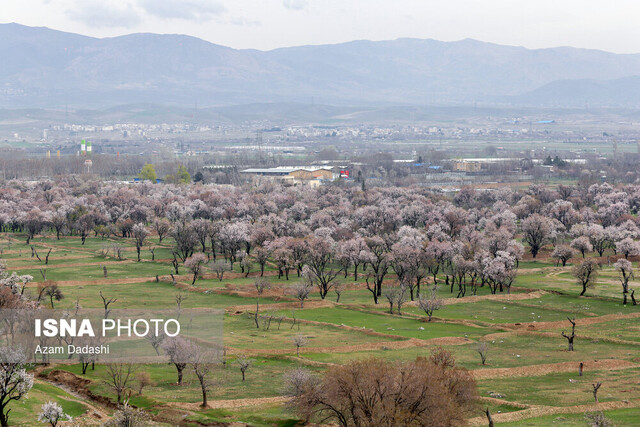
[3,180,640,304]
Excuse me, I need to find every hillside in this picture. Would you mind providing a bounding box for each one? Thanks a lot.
[2,23,640,108]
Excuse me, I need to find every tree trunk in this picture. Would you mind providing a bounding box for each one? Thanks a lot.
[177,366,184,385]
[200,380,208,407]
[486,408,494,427]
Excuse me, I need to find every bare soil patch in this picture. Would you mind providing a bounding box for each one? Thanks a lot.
[472,358,639,380]
[503,312,640,331]
[468,398,640,426]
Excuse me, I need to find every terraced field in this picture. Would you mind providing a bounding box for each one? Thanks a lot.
[2,234,639,426]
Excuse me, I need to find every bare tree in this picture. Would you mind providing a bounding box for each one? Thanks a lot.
[585,411,611,427]
[253,300,260,329]
[175,292,187,319]
[210,260,228,282]
[190,348,218,407]
[99,291,118,319]
[145,329,166,355]
[235,355,253,381]
[254,278,271,295]
[486,408,494,427]
[168,251,179,276]
[592,382,602,403]
[153,218,171,243]
[76,336,100,374]
[135,372,152,395]
[290,282,312,308]
[383,283,408,315]
[104,363,136,404]
[292,334,309,357]
[287,356,476,427]
[476,342,489,365]
[614,259,634,305]
[240,256,253,278]
[171,221,198,262]
[572,259,600,296]
[110,243,124,261]
[161,337,193,386]
[184,253,208,285]
[521,214,555,258]
[562,317,577,351]
[418,289,445,322]
[303,237,340,299]
[131,223,149,262]
[253,246,270,277]
[283,367,315,397]
[334,284,343,303]
[191,218,211,253]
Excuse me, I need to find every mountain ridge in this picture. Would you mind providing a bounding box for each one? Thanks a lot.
[2,23,640,108]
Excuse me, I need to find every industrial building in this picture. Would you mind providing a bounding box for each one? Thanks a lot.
[241,166,337,186]
[451,158,519,172]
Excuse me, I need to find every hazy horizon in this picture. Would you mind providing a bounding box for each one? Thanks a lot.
[5,21,640,55]
[2,0,640,53]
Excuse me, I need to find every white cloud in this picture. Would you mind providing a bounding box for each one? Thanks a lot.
[283,0,308,11]
[66,2,141,28]
[137,0,226,21]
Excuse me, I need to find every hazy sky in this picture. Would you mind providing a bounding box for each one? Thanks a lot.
[1,0,638,53]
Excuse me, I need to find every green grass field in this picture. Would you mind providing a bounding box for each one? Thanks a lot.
[2,233,640,426]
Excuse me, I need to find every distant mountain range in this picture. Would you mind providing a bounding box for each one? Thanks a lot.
[2,23,640,109]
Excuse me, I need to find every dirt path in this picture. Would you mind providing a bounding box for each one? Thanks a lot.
[228,336,470,356]
[502,311,640,331]
[43,276,159,287]
[8,259,137,270]
[405,290,548,307]
[482,328,640,348]
[227,299,335,313]
[4,253,94,263]
[468,398,640,425]
[164,396,289,411]
[472,358,639,380]
[35,378,110,425]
